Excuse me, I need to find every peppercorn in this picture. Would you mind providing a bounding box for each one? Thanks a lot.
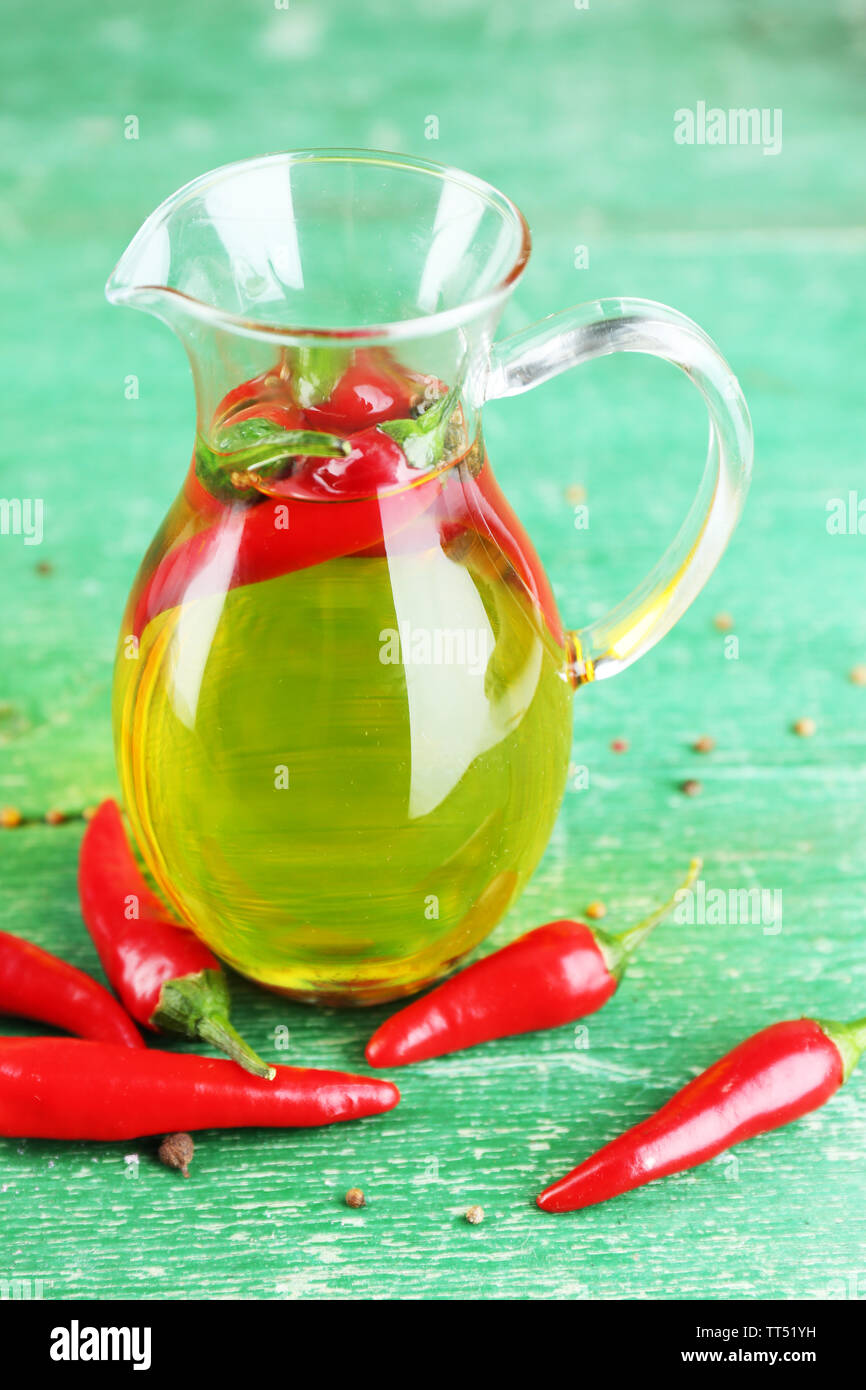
[464,1205,484,1225]
[45,809,65,826]
[344,1187,365,1209]
[849,665,866,686]
[585,901,606,921]
[158,1132,195,1178]
[0,807,23,829]
[693,735,715,753]
[680,779,702,796]
[81,806,98,822]
[793,717,816,738]
[713,612,733,632]
[610,738,629,753]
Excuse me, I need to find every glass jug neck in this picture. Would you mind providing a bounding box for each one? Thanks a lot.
[175,326,495,512]
[105,149,530,339]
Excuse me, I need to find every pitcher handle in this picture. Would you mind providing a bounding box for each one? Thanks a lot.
[483,297,753,684]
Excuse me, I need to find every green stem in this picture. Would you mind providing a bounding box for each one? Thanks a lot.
[291,346,351,408]
[816,1015,866,1083]
[597,857,702,981]
[241,431,350,470]
[379,378,462,470]
[151,969,275,1080]
[197,426,350,503]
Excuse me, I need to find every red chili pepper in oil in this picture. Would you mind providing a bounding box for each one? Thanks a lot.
[133,468,445,638]
[133,383,454,637]
[0,1038,399,1140]
[212,369,291,425]
[78,800,273,1079]
[270,427,420,501]
[0,930,142,1048]
[366,861,700,1067]
[537,1014,866,1213]
[302,350,418,434]
[140,367,566,652]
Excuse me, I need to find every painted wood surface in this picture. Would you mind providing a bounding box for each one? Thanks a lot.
[1,0,864,1299]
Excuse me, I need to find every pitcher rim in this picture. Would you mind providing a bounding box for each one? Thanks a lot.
[106,148,532,345]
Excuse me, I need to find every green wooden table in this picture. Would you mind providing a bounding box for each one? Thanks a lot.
[1,0,864,1300]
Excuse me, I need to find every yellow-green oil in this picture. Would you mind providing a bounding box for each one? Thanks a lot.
[114,511,572,1003]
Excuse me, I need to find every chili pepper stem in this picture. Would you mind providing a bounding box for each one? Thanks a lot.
[195,1014,277,1081]
[815,1015,866,1083]
[379,375,462,469]
[196,428,350,503]
[596,858,702,980]
[151,969,275,1080]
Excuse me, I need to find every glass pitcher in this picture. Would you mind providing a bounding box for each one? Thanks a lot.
[107,150,752,1005]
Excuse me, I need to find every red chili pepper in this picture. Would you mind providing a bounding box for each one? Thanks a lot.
[302,353,418,433]
[440,456,564,647]
[231,402,305,431]
[0,1037,400,1140]
[0,930,142,1048]
[182,405,306,520]
[213,369,291,425]
[139,367,566,651]
[133,391,471,636]
[240,376,459,503]
[131,471,444,638]
[147,456,562,644]
[537,1013,866,1213]
[366,862,700,1067]
[266,427,419,501]
[78,800,273,1079]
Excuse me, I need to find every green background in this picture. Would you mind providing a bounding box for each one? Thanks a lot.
[1,0,865,1300]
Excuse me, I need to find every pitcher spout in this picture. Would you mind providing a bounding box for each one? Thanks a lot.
[106,194,175,310]
[106,150,527,339]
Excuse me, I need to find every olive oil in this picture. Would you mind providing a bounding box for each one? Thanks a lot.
[114,482,572,1002]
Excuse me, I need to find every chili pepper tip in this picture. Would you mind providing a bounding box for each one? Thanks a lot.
[536,1184,574,1214]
